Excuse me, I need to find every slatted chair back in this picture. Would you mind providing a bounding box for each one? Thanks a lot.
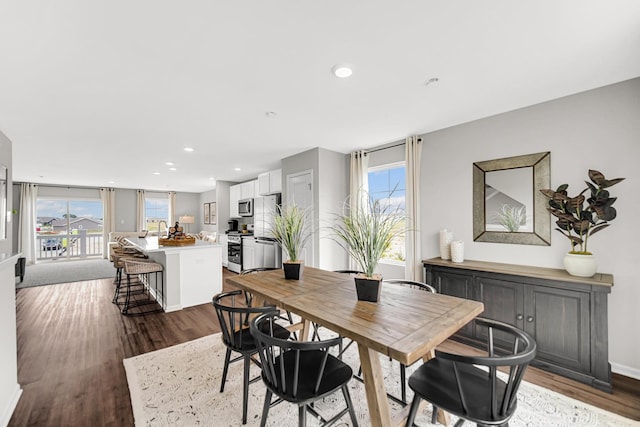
[383,278,437,294]
[212,290,277,353]
[251,311,345,400]
[406,317,537,426]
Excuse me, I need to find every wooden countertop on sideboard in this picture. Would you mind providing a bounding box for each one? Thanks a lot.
[423,257,613,288]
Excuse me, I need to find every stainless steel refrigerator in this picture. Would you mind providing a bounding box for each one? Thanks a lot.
[244,194,282,270]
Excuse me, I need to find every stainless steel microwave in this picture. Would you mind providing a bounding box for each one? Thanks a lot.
[238,198,253,217]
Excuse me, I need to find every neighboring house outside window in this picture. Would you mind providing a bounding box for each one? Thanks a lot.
[368,162,406,263]
[145,197,169,233]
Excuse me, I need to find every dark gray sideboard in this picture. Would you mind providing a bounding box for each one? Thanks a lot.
[423,258,613,392]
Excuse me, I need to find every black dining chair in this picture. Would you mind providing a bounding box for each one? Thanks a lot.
[212,290,291,425]
[405,317,537,427]
[240,268,298,337]
[382,279,437,405]
[250,311,359,427]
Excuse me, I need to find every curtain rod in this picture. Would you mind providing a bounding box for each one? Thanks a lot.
[12,181,104,190]
[365,137,421,155]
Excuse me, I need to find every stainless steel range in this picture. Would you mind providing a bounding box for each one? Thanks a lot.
[227,233,243,273]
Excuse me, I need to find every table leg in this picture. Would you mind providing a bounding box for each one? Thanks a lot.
[300,319,311,342]
[357,344,392,427]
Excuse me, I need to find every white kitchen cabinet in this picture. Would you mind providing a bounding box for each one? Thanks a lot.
[240,180,257,199]
[229,184,241,218]
[219,234,228,267]
[258,169,282,195]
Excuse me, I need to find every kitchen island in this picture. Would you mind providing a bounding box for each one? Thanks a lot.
[125,237,222,312]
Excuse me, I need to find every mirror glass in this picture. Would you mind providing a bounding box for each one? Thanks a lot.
[0,165,7,240]
[473,152,550,245]
[485,168,533,233]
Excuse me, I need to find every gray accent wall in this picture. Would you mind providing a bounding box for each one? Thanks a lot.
[419,77,640,377]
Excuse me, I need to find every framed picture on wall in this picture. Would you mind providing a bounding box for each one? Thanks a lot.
[203,203,210,224]
[209,202,217,225]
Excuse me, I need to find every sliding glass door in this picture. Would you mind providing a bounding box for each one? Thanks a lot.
[36,198,104,261]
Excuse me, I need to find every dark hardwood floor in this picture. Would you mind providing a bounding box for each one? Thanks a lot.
[10,269,640,426]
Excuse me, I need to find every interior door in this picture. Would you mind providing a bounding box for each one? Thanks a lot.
[286,170,314,267]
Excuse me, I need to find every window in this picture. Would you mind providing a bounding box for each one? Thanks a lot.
[145,197,169,232]
[36,198,104,259]
[368,162,406,263]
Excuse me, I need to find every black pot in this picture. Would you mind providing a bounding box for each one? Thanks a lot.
[283,261,303,280]
[354,276,382,302]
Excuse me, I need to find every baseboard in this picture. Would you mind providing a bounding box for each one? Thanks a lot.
[0,384,22,427]
[164,304,182,313]
[611,362,640,381]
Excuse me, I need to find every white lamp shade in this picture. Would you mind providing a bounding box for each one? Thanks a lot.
[179,215,195,224]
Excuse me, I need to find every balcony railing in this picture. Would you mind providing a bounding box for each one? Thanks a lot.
[36,230,103,260]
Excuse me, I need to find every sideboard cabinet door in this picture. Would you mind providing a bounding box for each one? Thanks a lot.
[524,285,591,373]
[429,269,475,339]
[474,276,525,349]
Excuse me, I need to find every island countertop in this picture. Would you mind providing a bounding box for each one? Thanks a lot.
[125,236,220,253]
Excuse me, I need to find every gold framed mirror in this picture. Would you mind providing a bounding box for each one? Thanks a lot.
[473,152,550,245]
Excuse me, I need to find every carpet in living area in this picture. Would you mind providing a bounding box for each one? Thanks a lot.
[123,332,638,427]
[16,258,115,288]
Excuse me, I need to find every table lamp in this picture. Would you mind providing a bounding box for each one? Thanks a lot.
[179,215,195,234]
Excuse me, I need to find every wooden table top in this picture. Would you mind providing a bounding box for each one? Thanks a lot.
[226,266,484,365]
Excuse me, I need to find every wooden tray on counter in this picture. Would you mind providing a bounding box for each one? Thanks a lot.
[158,237,196,246]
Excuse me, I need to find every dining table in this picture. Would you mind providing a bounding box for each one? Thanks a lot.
[226,266,484,427]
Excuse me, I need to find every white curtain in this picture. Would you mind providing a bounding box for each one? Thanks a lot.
[100,188,116,259]
[348,150,369,270]
[405,136,423,281]
[168,191,176,224]
[18,183,37,265]
[136,190,145,232]
[349,150,369,212]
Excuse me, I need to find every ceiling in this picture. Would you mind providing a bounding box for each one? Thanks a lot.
[1,1,639,193]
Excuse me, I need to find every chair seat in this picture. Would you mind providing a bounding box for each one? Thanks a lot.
[267,350,353,402]
[230,322,290,353]
[408,358,511,424]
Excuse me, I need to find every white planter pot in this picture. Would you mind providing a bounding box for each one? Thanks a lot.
[563,253,597,277]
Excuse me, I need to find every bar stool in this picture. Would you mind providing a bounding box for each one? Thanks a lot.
[121,259,164,315]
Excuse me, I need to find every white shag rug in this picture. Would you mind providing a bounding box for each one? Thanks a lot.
[124,333,638,427]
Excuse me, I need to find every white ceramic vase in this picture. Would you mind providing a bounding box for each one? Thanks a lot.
[450,241,464,263]
[439,229,453,260]
[563,253,597,277]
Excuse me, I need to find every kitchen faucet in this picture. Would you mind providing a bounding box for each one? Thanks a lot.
[157,220,168,238]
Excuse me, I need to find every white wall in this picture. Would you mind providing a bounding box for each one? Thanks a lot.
[420,78,640,377]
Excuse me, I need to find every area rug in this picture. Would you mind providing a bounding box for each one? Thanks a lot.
[16,258,115,288]
[124,332,638,427]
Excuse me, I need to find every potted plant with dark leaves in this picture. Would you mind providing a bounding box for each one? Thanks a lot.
[270,204,312,280]
[329,191,405,302]
[541,169,624,277]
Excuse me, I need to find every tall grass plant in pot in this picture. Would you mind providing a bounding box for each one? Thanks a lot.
[541,169,624,277]
[270,204,312,280]
[329,191,405,302]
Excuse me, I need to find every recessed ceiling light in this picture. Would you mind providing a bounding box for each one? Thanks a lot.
[209,177,216,181]
[234,167,241,172]
[184,147,194,152]
[332,64,353,78]
[165,162,174,166]
[108,181,115,184]
[169,167,177,171]
[153,172,161,175]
